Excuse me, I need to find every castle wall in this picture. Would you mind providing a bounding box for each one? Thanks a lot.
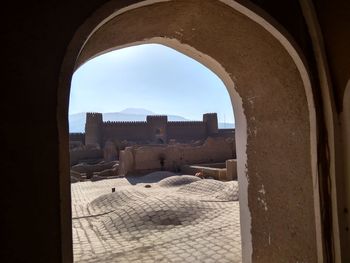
[166,121,207,142]
[81,112,234,148]
[102,121,151,143]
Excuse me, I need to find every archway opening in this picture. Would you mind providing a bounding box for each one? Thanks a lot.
[69,43,242,262]
[58,1,321,262]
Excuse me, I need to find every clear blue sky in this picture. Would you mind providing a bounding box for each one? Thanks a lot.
[69,44,235,124]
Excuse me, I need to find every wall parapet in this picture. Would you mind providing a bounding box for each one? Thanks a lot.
[86,112,103,117]
[146,115,168,118]
[102,121,148,126]
[167,121,205,126]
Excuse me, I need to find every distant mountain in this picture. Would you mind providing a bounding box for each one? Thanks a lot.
[119,108,155,115]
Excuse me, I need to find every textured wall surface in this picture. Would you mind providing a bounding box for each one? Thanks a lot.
[102,122,151,142]
[76,1,317,261]
[167,122,207,142]
[119,137,234,174]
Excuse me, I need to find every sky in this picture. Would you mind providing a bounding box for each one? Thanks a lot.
[69,44,235,124]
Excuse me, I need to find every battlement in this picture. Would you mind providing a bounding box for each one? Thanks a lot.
[86,112,103,118]
[146,115,168,118]
[203,113,218,121]
[102,121,148,126]
[167,121,204,126]
[146,115,168,122]
[86,112,103,124]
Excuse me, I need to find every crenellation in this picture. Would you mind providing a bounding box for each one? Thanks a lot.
[146,115,168,118]
[102,121,148,126]
[86,112,103,119]
[168,121,205,126]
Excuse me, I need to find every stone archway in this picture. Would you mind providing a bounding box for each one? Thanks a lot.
[58,0,321,262]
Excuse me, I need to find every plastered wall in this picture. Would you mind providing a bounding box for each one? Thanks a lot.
[76,1,319,261]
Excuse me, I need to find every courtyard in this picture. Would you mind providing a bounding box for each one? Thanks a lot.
[71,172,241,262]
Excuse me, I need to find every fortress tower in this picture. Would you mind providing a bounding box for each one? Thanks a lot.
[146,115,168,143]
[203,113,218,135]
[85,113,103,147]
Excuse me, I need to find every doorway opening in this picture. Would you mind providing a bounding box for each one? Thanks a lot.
[58,1,322,262]
[69,44,241,262]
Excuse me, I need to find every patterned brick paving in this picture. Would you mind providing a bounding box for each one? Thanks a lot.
[71,173,242,262]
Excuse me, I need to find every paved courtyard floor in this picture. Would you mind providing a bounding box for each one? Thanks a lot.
[71,172,242,262]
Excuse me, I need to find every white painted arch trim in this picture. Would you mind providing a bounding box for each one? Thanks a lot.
[76,1,321,262]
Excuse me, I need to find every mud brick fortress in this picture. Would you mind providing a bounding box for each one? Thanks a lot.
[69,112,236,173]
[71,112,232,148]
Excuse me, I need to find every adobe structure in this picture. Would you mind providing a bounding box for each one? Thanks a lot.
[70,112,233,148]
[3,1,350,262]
